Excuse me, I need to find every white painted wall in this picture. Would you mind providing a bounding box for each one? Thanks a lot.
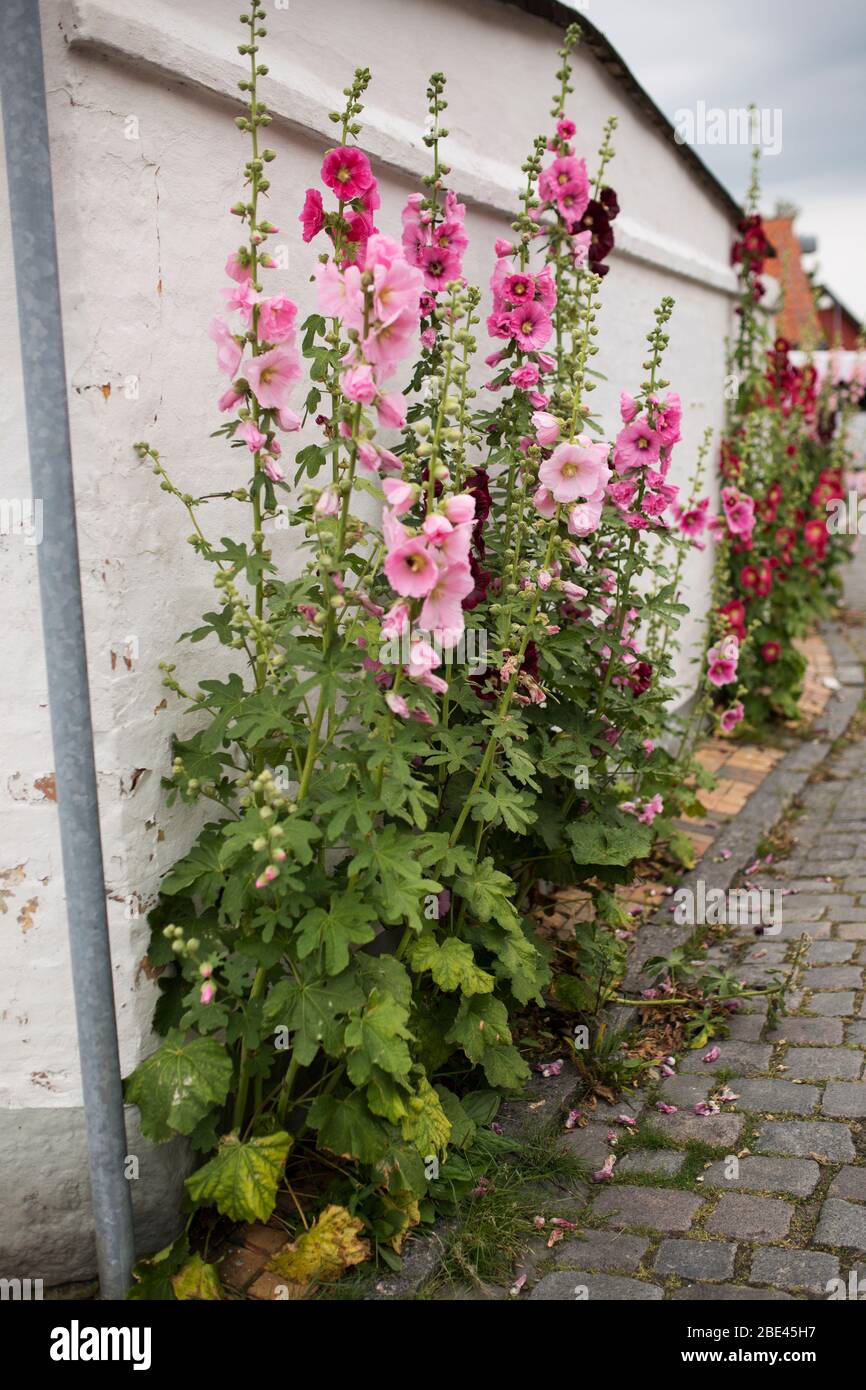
[0,0,737,1277]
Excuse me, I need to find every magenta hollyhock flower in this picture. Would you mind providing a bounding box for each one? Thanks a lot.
[707,637,738,686]
[511,364,540,389]
[419,562,474,644]
[650,391,682,447]
[508,300,552,352]
[209,317,243,377]
[321,145,374,201]
[722,485,756,541]
[245,345,301,410]
[257,295,298,345]
[539,439,610,504]
[416,244,460,292]
[299,187,324,243]
[557,118,576,140]
[502,272,535,304]
[384,538,439,598]
[235,419,267,453]
[614,419,661,473]
[720,702,745,733]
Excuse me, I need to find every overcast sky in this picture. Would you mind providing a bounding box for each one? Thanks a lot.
[579,0,866,322]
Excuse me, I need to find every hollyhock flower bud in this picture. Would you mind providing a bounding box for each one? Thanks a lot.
[200,983,215,1005]
[385,692,410,718]
[314,487,340,516]
[236,420,267,453]
[442,493,476,525]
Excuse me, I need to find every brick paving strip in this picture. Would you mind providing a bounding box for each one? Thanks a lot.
[521,550,866,1302]
[224,554,866,1300]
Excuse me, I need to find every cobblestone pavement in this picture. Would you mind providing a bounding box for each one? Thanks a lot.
[523,552,866,1302]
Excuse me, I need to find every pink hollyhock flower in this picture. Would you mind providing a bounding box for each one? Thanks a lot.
[368,238,425,316]
[539,155,589,215]
[257,295,298,345]
[702,1045,721,1063]
[385,538,439,598]
[376,392,406,429]
[314,260,364,329]
[235,419,266,452]
[245,346,301,410]
[614,419,661,472]
[314,487,340,517]
[532,410,561,446]
[222,283,259,320]
[533,486,557,519]
[656,1102,677,1114]
[406,639,441,679]
[417,243,461,292]
[321,145,374,201]
[561,580,587,599]
[720,702,745,733]
[200,982,215,1005]
[694,1101,720,1116]
[619,391,639,424]
[567,498,605,536]
[707,638,738,686]
[385,692,410,718]
[225,251,252,284]
[557,118,576,139]
[381,600,410,640]
[363,307,418,371]
[218,386,243,412]
[650,391,682,447]
[539,439,610,504]
[443,493,475,525]
[209,317,243,377]
[419,562,474,644]
[262,456,284,483]
[722,486,756,541]
[638,794,663,825]
[508,300,552,351]
[608,480,637,509]
[276,406,301,433]
[299,187,324,243]
[382,478,416,515]
[342,364,378,405]
[674,496,710,536]
[511,364,540,389]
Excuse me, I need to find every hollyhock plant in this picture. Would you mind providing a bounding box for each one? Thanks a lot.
[128,13,747,1294]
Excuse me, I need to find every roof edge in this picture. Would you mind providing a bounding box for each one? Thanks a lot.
[490,0,743,223]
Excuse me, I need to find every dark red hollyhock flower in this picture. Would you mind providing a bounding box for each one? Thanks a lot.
[462,552,492,612]
[761,640,782,663]
[470,640,539,703]
[629,660,653,696]
[599,186,620,221]
[578,198,615,276]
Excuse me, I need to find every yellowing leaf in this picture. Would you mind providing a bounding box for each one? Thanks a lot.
[383,1190,421,1253]
[400,1074,452,1158]
[267,1204,370,1284]
[409,935,495,995]
[170,1253,222,1300]
[185,1130,292,1223]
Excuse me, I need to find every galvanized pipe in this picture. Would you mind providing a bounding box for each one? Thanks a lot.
[0,0,135,1298]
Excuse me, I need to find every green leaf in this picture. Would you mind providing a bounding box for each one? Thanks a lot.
[435,1086,477,1150]
[445,995,529,1090]
[344,989,414,1085]
[308,1090,392,1164]
[348,825,441,933]
[296,894,377,975]
[160,830,225,907]
[567,819,653,867]
[408,935,494,996]
[453,857,519,930]
[264,966,364,1066]
[185,1130,292,1222]
[125,1032,232,1141]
